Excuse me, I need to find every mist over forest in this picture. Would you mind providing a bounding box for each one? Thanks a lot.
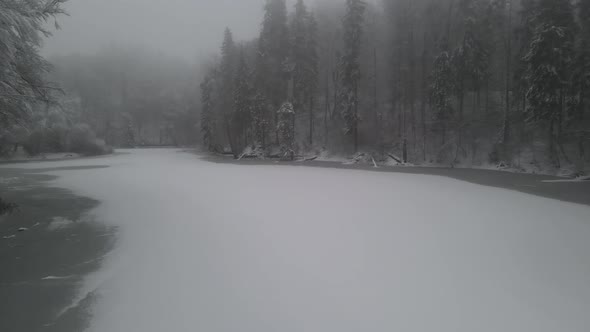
[1,0,590,171]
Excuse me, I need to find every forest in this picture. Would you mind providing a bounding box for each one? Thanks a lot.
[200,0,590,175]
[1,0,589,175]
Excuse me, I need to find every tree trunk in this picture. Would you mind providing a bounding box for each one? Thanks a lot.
[373,47,381,156]
[332,68,339,120]
[353,81,359,153]
[458,86,464,151]
[225,118,238,158]
[309,96,314,146]
[549,119,559,168]
[324,70,330,147]
[578,88,586,173]
[409,30,417,154]
[421,33,428,162]
[485,77,490,115]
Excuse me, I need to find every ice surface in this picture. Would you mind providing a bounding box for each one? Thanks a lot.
[47,217,75,231]
[41,275,74,280]
[6,149,590,332]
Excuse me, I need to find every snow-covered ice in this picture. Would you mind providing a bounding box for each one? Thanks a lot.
[47,217,75,231]
[5,149,590,332]
[41,275,75,281]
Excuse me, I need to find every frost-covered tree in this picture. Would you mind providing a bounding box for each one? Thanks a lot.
[277,102,295,159]
[1,0,66,209]
[257,0,290,145]
[200,70,216,152]
[291,0,318,145]
[219,28,238,114]
[524,0,575,166]
[571,0,590,172]
[200,0,588,171]
[339,0,366,153]
[451,0,493,153]
[251,91,269,147]
[430,39,455,147]
[232,51,253,152]
[0,0,66,129]
[124,116,136,148]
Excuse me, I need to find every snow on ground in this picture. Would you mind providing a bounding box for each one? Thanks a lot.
[47,216,76,231]
[5,149,590,332]
[543,176,590,183]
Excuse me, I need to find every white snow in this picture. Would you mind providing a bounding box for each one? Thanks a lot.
[5,149,590,332]
[47,217,75,231]
[543,176,590,183]
[41,275,75,281]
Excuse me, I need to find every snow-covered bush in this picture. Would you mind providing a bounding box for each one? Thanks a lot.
[67,124,112,156]
[23,124,111,156]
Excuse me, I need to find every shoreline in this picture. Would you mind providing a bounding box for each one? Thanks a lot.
[0,151,124,166]
[0,166,116,332]
[200,152,590,206]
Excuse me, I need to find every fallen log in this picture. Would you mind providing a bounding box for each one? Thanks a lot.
[387,153,402,163]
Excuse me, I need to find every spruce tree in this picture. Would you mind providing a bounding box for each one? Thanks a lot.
[430,39,455,149]
[524,0,575,166]
[277,102,295,159]
[573,0,590,172]
[291,0,318,146]
[200,71,217,152]
[251,91,269,148]
[339,0,366,153]
[233,50,254,152]
[257,0,290,145]
[220,28,238,115]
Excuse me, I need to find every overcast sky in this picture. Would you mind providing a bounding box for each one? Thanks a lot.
[43,0,349,62]
[43,0,277,61]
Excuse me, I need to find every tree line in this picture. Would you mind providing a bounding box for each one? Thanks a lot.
[201,0,589,174]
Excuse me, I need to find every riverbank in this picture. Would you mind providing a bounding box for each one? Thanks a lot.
[201,153,590,206]
[0,166,115,332]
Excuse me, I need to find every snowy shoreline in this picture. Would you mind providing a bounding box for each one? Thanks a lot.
[200,151,590,206]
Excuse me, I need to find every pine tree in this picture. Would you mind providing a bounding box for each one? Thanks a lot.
[232,50,254,152]
[524,0,575,166]
[430,39,455,149]
[251,91,269,148]
[257,0,290,145]
[451,0,492,159]
[277,102,295,159]
[125,116,136,148]
[220,28,238,114]
[290,0,318,146]
[572,0,590,172]
[339,0,366,153]
[200,71,216,152]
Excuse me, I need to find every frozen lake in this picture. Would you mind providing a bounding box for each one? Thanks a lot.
[6,149,590,332]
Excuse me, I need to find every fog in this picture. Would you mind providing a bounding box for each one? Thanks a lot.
[42,0,266,60]
[42,0,352,61]
[3,1,590,331]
